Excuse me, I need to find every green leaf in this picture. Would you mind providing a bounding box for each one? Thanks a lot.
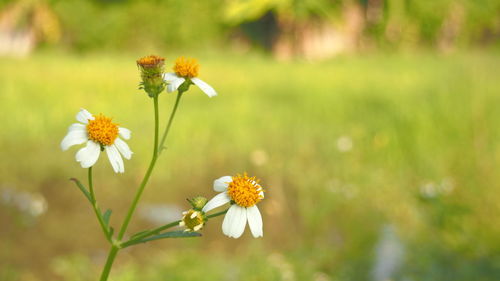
[123,231,201,248]
[70,178,92,203]
[103,209,112,226]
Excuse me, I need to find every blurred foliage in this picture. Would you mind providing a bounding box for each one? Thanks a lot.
[0,0,499,53]
[1,51,500,280]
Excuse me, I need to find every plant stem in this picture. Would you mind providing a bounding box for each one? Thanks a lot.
[158,91,183,154]
[88,167,111,241]
[206,209,228,219]
[121,220,180,248]
[121,209,229,248]
[117,96,160,240]
[99,245,119,281]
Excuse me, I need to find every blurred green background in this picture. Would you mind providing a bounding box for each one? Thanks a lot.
[1,0,500,280]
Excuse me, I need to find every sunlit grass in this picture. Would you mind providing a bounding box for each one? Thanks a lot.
[1,51,499,281]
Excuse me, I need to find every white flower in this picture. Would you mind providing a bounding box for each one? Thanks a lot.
[163,56,217,97]
[60,108,133,173]
[202,173,264,238]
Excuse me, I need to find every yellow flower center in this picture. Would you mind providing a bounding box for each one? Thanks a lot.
[86,114,119,146]
[173,56,199,78]
[227,173,264,208]
[136,55,165,68]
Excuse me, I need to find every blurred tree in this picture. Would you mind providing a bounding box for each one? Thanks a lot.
[0,0,61,56]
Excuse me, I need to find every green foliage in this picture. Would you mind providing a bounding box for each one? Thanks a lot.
[1,51,500,280]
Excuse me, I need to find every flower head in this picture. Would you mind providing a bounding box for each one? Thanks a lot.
[137,55,166,97]
[173,56,199,78]
[163,56,217,97]
[60,109,133,173]
[179,209,206,232]
[202,173,264,238]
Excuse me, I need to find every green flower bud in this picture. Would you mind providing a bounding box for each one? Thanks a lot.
[179,209,205,232]
[137,55,166,97]
[188,196,208,210]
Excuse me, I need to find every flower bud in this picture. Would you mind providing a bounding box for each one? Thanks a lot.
[179,209,205,232]
[137,55,166,97]
[188,196,208,210]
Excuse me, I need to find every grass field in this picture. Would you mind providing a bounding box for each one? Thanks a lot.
[1,51,500,281]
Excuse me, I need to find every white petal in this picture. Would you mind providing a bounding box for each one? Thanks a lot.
[191,78,217,97]
[76,109,94,124]
[118,127,131,140]
[222,204,238,237]
[258,186,265,199]
[247,206,263,238]
[213,176,232,192]
[75,141,100,168]
[68,123,86,132]
[105,145,124,173]
[228,205,247,238]
[61,128,87,151]
[114,138,132,160]
[202,192,231,213]
[163,72,179,82]
[167,77,185,93]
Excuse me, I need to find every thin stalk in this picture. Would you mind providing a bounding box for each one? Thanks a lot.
[99,96,160,281]
[88,167,111,241]
[117,96,160,240]
[99,245,119,281]
[158,91,183,154]
[121,220,180,248]
[206,209,228,219]
[121,209,229,248]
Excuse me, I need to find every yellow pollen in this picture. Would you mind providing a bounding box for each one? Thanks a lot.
[173,56,199,78]
[86,114,119,146]
[227,173,264,208]
[137,55,165,68]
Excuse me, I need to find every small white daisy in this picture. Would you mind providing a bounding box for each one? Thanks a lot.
[163,56,217,97]
[60,109,133,173]
[202,173,264,238]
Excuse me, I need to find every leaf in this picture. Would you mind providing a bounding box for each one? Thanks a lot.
[123,231,201,248]
[103,209,112,226]
[70,178,92,203]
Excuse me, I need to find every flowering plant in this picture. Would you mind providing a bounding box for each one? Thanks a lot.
[61,55,265,281]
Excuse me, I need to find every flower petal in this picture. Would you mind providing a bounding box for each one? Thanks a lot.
[75,140,100,168]
[228,205,247,238]
[213,176,232,192]
[202,192,231,213]
[106,145,124,173]
[76,108,94,124]
[163,72,179,82]
[222,204,238,237]
[247,206,263,238]
[61,126,88,151]
[191,78,217,97]
[118,127,131,140]
[167,77,185,93]
[114,138,132,160]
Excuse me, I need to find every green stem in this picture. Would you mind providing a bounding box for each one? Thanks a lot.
[206,209,228,219]
[88,167,111,242]
[99,245,119,281]
[158,91,183,154]
[117,96,160,240]
[121,209,229,248]
[121,220,180,248]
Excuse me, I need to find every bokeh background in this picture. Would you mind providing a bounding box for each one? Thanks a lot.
[1,0,500,280]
